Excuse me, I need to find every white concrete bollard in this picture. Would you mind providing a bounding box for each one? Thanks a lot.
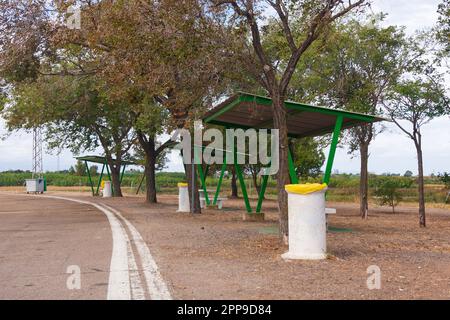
[103,181,112,198]
[177,183,190,212]
[282,183,328,260]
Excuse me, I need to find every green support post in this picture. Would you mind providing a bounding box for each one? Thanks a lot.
[214,159,227,205]
[85,160,95,196]
[95,164,105,195]
[234,147,252,213]
[288,148,299,184]
[256,173,269,213]
[195,145,210,205]
[323,115,344,185]
[197,164,210,205]
[120,165,126,183]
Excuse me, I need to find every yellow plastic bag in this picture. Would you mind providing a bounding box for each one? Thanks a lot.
[285,183,327,195]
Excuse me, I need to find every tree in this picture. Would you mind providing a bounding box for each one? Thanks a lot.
[374,177,404,213]
[404,170,413,177]
[133,104,175,203]
[437,0,450,53]
[57,0,231,213]
[1,1,205,200]
[385,71,449,227]
[3,76,138,197]
[290,137,325,179]
[438,172,450,189]
[74,160,86,176]
[213,0,367,242]
[89,165,98,176]
[299,16,410,219]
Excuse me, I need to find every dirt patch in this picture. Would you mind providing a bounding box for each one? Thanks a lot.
[85,194,449,300]
[6,190,449,299]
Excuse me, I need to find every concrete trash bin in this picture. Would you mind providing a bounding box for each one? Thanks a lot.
[26,178,45,194]
[282,183,328,260]
[177,182,190,212]
[103,181,112,198]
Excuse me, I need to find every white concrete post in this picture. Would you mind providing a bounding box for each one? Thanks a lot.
[177,183,190,212]
[282,184,328,260]
[103,181,112,198]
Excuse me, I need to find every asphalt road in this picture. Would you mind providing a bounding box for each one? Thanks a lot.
[0,193,170,300]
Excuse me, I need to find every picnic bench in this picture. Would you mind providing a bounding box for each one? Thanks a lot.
[199,189,227,209]
[326,208,337,231]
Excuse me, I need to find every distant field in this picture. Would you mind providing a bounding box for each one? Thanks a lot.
[1,171,448,204]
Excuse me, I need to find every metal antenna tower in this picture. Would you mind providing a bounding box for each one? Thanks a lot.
[32,127,43,179]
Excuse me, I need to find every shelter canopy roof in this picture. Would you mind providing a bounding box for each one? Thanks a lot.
[75,155,137,166]
[203,92,385,137]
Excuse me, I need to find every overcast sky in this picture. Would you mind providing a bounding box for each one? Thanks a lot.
[0,0,448,175]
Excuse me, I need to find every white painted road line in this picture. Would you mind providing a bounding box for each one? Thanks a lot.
[2,193,172,300]
[98,202,132,300]
[101,203,173,300]
[27,195,137,300]
[3,193,148,300]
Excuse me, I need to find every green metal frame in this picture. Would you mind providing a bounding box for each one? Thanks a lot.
[256,166,270,213]
[95,164,105,195]
[196,145,211,206]
[204,92,384,136]
[323,115,344,185]
[198,138,302,214]
[213,160,227,205]
[84,160,95,196]
[288,148,299,184]
[82,159,129,197]
[120,165,127,183]
[196,123,345,213]
[197,164,210,205]
[234,145,252,213]
[198,92,381,213]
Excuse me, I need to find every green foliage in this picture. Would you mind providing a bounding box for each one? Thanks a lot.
[374,177,409,213]
[74,160,87,176]
[387,77,449,126]
[290,137,325,178]
[404,170,413,177]
[438,172,450,189]
[89,165,98,176]
[437,0,450,53]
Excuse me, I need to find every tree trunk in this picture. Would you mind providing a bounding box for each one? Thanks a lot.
[139,135,158,204]
[109,164,123,197]
[230,167,238,198]
[272,92,290,244]
[359,141,369,219]
[144,154,157,203]
[415,138,426,227]
[184,162,201,214]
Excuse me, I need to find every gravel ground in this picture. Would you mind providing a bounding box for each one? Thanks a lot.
[1,189,449,300]
[95,194,450,300]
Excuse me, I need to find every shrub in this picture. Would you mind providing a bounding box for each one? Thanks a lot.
[374,177,406,213]
[438,172,450,189]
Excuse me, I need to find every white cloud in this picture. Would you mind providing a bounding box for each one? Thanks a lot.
[328,116,450,175]
[370,0,441,33]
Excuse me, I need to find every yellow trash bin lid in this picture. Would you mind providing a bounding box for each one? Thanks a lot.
[285,183,327,195]
[177,182,188,187]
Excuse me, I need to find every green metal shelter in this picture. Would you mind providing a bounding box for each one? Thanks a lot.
[75,155,137,196]
[199,92,385,214]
